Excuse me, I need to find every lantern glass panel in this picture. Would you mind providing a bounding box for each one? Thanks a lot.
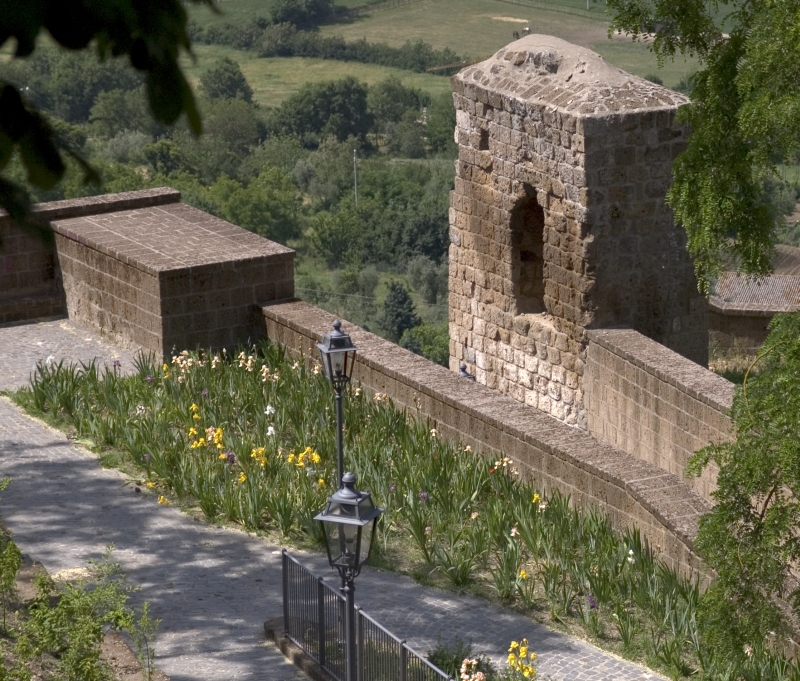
[326,499,356,518]
[338,523,360,566]
[319,350,333,380]
[360,519,376,564]
[331,350,346,376]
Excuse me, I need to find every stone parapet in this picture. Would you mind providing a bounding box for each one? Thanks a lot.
[263,299,711,579]
[0,188,182,327]
[585,328,734,500]
[54,199,295,359]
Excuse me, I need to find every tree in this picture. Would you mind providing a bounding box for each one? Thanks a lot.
[201,98,264,155]
[270,77,373,145]
[607,0,800,290]
[400,322,449,367]
[90,87,160,139]
[199,57,253,103]
[688,311,800,659]
[387,110,427,159]
[0,0,208,230]
[270,0,333,27]
[208,168,303,244]
[368,76,428,130]
[426,90,457,156]
[379,281,420,343]
[407,255,448,305]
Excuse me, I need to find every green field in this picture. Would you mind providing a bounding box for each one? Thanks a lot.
[314,0,699,87]
[778,164,800,184]
[181,44,453,106]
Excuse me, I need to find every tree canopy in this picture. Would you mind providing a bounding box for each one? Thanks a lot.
[607,0,800,290]
[199,57,253,103]
[0,0,209,229]
[689,311,800,660]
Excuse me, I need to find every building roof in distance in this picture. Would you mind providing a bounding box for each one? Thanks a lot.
[710,272,800,315]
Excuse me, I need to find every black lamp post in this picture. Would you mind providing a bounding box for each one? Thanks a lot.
[315,472,383,681]
[317,320,357,489]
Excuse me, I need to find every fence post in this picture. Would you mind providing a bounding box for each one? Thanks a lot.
[356,607,364,681]
[282,550,289,636]
[318,578,326,667]
[400,641,408,681]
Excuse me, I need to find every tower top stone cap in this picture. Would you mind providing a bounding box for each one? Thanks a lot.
[453,34,689,117]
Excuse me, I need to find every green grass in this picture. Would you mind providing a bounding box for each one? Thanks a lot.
[777,164,800,184]
[591,38,700,89]
[315,0,698,87]
[318,0,609,57]
[181,44,453,106]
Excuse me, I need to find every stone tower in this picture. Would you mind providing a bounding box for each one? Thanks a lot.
[448,35,707,427]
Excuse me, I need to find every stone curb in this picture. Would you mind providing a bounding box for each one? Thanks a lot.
[264,617,333,681]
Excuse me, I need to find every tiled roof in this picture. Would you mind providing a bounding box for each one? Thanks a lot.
[710,272,800,315]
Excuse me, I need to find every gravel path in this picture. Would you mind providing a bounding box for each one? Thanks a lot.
[0,318,664,681]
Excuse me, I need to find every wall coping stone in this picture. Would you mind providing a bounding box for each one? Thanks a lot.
[709,299,791,317]
[51,201,294,277]
[0,187,181,224]
[588,328,734,413]
[264,300,712,557]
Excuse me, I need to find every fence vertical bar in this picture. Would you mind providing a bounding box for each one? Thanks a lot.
[318,578,326,667]
[356,607,364,681]
[282,550,289,635]
[400,642,408,681]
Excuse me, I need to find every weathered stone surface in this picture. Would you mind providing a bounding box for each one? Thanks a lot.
[50,193,295,359]
[585,328,733,501]
[449,35,708,426]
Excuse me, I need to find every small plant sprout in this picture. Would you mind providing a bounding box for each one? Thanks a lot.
[0,537,21,632]
[131,601,161,681]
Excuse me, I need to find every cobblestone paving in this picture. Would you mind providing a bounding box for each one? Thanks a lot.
[0,319,665,681]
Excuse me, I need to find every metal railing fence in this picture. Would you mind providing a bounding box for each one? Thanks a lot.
[282,551,453,681]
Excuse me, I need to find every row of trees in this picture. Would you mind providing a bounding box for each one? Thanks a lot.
[188,17,468,73]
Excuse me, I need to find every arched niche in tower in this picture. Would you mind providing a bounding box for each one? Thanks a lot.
[510,185,545,315]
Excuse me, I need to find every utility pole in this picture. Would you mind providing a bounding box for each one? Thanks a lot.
[353,149,358,208]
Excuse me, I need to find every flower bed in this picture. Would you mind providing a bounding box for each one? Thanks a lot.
[9,343,800,680]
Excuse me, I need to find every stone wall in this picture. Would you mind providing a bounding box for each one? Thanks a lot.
[448,35,707,428]
[585,328,734,500]
[0,188,184,326]
[53,195,294,359]
[263,299,712,579]
[708,310,771,352]
[0,220,64,325]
